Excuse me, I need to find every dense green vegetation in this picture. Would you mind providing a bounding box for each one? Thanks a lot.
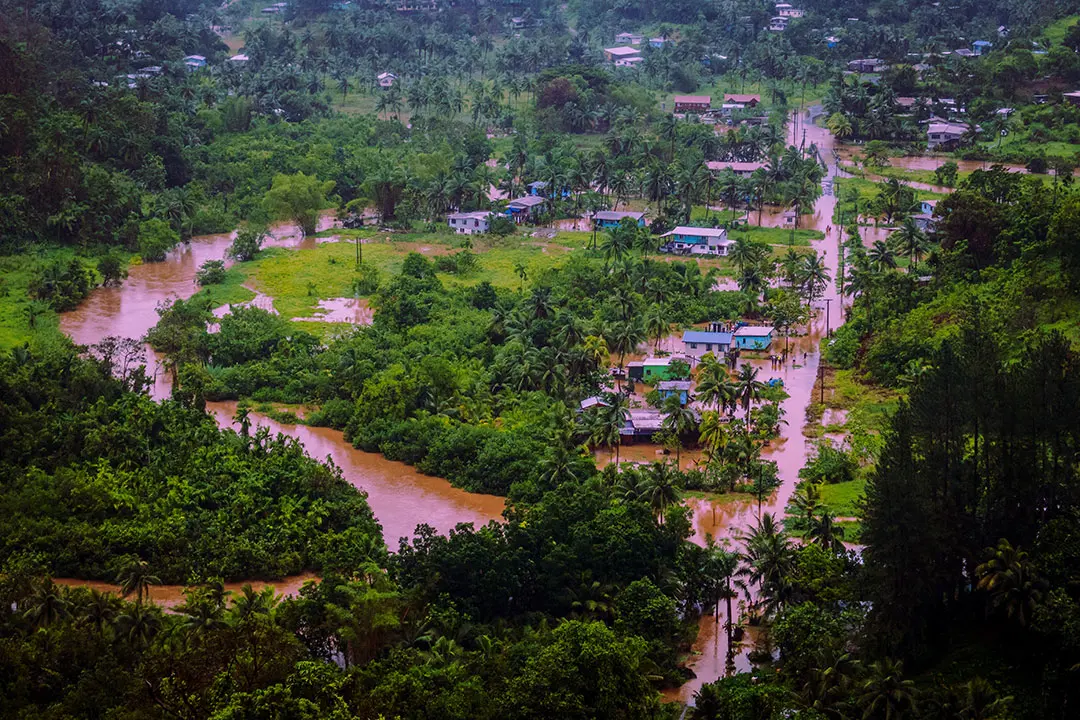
[5,0,1080,718]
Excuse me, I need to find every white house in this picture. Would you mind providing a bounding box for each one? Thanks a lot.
[659,226,733,256]
[377,72,397,88]
[615,56,644,68]
[775,3,804,17]
[926,121,970,150]
[604,46,642,63]
[769,17,789,31]
[447,211,492,235]
[615,32,643,45]
[227,54,249,64]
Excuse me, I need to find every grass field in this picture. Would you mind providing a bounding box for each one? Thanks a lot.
[818,477,866,518]
[1042,15,1079,46]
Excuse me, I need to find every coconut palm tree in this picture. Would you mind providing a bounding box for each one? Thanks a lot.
[868,240,897,273]
[738,512,795,617]
[889,218,928,269]
[637,460,682,525]
[856,658,918,720]
[734,363,764,423]
[117,559,161,605]
[661,394,698,466]
[975,539,1048,628]
[23,580,71,629]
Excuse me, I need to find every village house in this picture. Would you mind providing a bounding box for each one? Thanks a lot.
[377,72,397,88]
[615,56,644,68]
[615,32,644,45]
[674,95,711,113]
[656,380,693,405]
[505,196,546,222]
[511,16,526,30]
[1064,91,1080,107]
[825,35,839,49]
[723,93,761,107]
[769,17,789,31]
[183,55,206,71]
[227,54,249,65]
[649,37,668,48]
[627,357,686,382]
[619,409,666,440]
[706,161,765,177]
[895,96,917,111]
[681,326,734,357]
[579,396,610,411]
[447,211,492,235]
[733,325,774,350]
[926,120,970,150]
[775,3,804,18]
[847,58,884,73]
[911,199,939,232]
[592,210,646,229]
[972,40,992,56]
[604,46,642,63]
[659,226,733,256]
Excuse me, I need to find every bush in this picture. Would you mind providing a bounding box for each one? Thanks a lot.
[228,227,266,262]
[196,259,227,286]
[29,259,94,311]
[138,218,180,262]
[352,264,382,295]
[799,441,859,485]
[97,253,127,286]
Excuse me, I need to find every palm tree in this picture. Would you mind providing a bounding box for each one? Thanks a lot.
[23,580,71,629]
[115,603,162,649]
[867,240,897,273]
[857,658,918,720]
[695,356,732,413]
[588,393,628,466]
[117,559,161,605]
[734,363,764,423]
[738,512,795,617]
[661,394,698,466]
[644,304,669,350]
[889,218,928,269]
[975,539,1048,628]
[79,588,121,635]
[637,460,682,525]
[610,318,645,379]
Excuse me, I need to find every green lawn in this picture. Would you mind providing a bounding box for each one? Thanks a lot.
[818,477,866,518]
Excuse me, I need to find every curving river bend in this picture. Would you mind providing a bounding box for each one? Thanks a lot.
[57,120,874,703]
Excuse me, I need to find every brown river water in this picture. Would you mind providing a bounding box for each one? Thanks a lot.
[56,121,865,703]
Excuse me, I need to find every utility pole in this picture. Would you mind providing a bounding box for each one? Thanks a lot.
[824,297,832,338]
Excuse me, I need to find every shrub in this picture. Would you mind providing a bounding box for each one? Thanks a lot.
[799,441,859,485]
[228,227,266,262]
[138,218,180,262]
[196,259,227,286]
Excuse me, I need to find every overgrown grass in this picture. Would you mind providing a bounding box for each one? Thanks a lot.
[818,478,866,518]
[1042,14,1079,46]
[192,266,257,308]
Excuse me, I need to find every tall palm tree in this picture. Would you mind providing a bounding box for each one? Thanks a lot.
[889,218,928,269]
[661,394,698,466]
[117,559,161,605]
[23,580,71,629]
[644,304,669,350]
[867,240,897,273]
[734,363,764,423]
[637,460,682,525]
[738,512,795,617]
[975,539,1048,628]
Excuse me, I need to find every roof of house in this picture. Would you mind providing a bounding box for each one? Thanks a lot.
[594,210,645,221]
[682,330,734,345]
[923,199,938,208]
[378,72,397,79]
[228,54,249,61]
[1064,91,1080,99]
[661,226,729,239]
[184,55,206,61]
[604,46,642,57]
[623,410,667,432]
[674,95,711,104]
[973,40,993,46]
[643,357,671,367]
[724,93,761,103]
[734,325,774,337]
[706,161,766,173]
[508,196,546,208]
[927,121,968,136]
[580,396,610,410]
[448,211,492,221]
[895,96,917,107]
[657,380,693,391]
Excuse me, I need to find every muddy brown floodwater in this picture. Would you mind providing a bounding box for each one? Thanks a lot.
[57,123,863,705]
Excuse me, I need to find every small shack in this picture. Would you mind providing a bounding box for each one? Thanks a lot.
[733,325,774,350]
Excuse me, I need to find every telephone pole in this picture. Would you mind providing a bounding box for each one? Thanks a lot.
[824,297,832,338]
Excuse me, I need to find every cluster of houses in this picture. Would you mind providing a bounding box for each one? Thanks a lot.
[577,321,775,441]
[769,3,803,31]
[603,33,672,68]
[669,94,766,126]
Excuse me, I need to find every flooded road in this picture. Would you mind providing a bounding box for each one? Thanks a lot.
[56,121,863,703]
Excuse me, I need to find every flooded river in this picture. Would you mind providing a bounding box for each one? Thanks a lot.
[56,120,861,704]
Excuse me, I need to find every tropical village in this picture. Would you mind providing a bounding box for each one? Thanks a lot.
[2,0,1080,718]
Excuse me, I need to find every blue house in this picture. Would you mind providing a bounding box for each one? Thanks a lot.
[527,181,571,199]
[593,210,646,229]
[972,40,992,56]
[505,195,546,223]
[733,325,774,350]
[183,55,206,71]
[681,329,733,357]
[649,36,668,48]
[656,380,692,405]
